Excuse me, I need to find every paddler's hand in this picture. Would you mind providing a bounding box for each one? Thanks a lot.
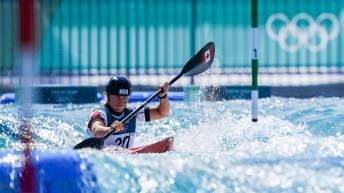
[158,82,169,98]
[110,120,124,132]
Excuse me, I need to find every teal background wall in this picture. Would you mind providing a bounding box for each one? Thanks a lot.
[0,0,343,85]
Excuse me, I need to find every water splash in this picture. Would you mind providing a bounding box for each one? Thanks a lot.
[1,97,344,192]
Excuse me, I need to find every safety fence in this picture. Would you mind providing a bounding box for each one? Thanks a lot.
[0,0,343,87]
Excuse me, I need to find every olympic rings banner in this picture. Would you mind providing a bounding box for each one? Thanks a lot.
[257,0,343,70]
[266,13,340,53]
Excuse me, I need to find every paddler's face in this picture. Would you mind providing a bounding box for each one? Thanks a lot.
[108,94,129,112]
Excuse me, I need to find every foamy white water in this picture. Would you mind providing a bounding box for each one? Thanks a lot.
[1,97,344,192]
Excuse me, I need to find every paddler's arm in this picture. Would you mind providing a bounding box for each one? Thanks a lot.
[91,120,124,138]
[149,82,170,121]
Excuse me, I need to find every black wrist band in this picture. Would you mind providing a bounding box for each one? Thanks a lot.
[158,93,167,99]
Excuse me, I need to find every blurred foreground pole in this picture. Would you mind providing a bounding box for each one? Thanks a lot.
[19,0,36,192]
[251,0,258,122]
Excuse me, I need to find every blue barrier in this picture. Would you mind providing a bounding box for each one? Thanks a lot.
[1,91,185,104]
[15,86,98,104]
[0,150,99,193]
[0,93,15,104]
[184,85,271,100]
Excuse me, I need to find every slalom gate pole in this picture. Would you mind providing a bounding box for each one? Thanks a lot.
[251,0,258,122]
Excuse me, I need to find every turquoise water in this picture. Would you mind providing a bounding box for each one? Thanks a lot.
[1,97,344,192]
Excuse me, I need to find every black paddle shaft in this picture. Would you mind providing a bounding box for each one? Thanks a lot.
[73,42,215,150]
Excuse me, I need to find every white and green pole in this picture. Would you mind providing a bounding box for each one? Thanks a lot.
[251,0,258,122]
